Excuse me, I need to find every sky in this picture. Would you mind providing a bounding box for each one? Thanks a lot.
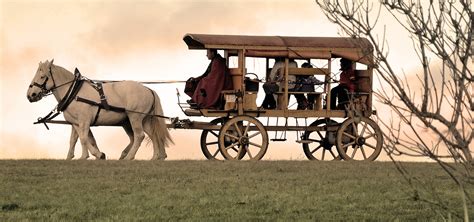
[0,0,435,160]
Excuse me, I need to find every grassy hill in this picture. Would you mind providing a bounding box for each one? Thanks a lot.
[0,160,471,221]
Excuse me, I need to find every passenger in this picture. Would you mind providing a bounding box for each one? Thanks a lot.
[261,58,297,109]
[186,49,233,109]
[296,62,321,110]
[330,58,356,109]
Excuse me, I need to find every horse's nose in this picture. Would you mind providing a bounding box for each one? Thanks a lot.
[31,92,37,98]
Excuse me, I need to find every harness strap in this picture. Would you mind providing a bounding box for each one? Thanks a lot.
[57,70,84,111]
[34,110,61,130]
[92,107,102,126]
[76,97,126,113]
[95,82,111,110]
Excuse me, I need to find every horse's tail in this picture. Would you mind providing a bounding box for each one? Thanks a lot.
[149,90,174,151]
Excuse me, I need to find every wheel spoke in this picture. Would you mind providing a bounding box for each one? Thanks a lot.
[360,146,367,159]
[244,145,253,159]
[360,123,368,137]
[248,131,261,139]
[209,131,219,138]
[206,141,218,145]
[363,133,377,140]
[316,131,324,139]
[225,141,240,151]
[342,141,356,148]
[233,122,243,137]
[211,149,220,158]
[351,122,357,133]
[248,142,262,148]
[343,132,356,139]
[351,146,358,159]
[243,123,251,136]
[321,149,326,160]
[310,145,322,154]
[329,149,337,159]
[364,142,377,150]
[231,147,239,152]
[224,133,239,140]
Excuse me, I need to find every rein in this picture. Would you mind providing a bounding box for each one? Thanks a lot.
[34,68,175,129]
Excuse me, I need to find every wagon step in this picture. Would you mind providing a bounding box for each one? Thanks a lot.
[296,140,313,144]
[271,139,287,142]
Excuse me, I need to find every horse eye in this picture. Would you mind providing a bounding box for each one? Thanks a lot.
[29,85,33,88]
[40,76,45,79]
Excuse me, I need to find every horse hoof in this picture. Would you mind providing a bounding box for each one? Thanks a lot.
[99,153,106,160]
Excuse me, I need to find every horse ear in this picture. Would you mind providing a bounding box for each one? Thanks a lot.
[74,68,81,76]
[50,59,54,65]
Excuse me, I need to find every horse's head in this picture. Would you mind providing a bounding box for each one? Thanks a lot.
[27,59,55,102]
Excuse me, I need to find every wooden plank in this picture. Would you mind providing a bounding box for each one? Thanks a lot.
[288,67,329,75]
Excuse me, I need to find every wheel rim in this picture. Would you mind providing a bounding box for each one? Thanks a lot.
[336,117,383,161]
[302,119,342,161]
[200,118,227,160]
[218,116,268,160]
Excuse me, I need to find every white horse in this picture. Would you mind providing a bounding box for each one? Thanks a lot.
[26,59,173,160]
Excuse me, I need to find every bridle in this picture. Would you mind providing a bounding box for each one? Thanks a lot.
[29,64,74,97]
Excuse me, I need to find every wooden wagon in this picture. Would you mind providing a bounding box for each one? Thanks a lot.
[170,34,383,161]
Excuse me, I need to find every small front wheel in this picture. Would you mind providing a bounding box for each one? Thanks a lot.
[200,118,227,160]
[218,116,268,160]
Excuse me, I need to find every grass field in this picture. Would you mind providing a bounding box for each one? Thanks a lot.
[0,160,471,221]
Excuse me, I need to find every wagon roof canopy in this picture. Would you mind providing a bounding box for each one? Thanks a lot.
[183,33,374,65]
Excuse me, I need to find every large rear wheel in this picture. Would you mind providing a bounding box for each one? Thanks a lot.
[218,116,268,160]
[335,117,383,161]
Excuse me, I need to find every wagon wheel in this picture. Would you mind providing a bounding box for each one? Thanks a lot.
[200,118,246,160]
[218,116,268,160]
[302,119,343,161]
[335,117,383,161]
[200,118,227,160]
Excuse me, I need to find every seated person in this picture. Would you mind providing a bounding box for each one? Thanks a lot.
[295,62,322,110]
[261,58,297,109]
[330,58,356,109]
[185,49,233,109]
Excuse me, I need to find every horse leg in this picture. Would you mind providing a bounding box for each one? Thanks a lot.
[66,127,79,160]
[87,130,103,159]
[144,118,166,160]
[119,123,134,160]
[123,115,146,160]
[74,124,106,160]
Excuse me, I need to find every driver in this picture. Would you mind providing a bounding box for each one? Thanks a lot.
[186,49,233,109]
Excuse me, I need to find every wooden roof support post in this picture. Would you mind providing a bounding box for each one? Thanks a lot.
[237,49,245,115]
[284,58,289,117]
[265,58,269,81]
[325,58,331,112]
[224,50,229,66]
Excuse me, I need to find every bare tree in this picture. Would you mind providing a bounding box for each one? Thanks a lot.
[315,0,472,220]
